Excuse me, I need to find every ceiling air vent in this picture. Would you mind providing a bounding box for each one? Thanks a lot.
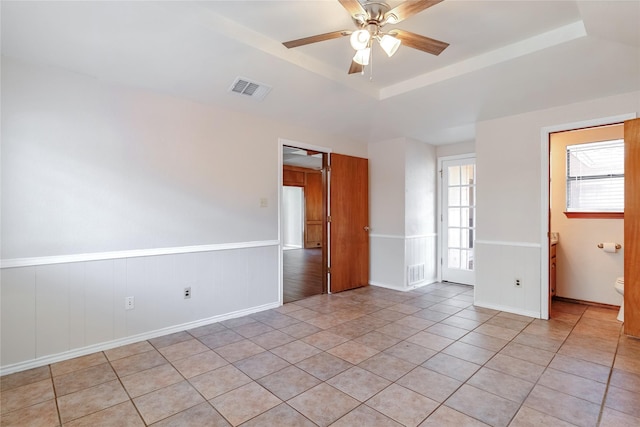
[229,77,272,101]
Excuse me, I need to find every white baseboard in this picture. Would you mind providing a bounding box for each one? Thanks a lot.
[409,278,439,291]
[369,281,406,291]
[370,278,437,293]
[0,301,280,376]
[474,301,541,319]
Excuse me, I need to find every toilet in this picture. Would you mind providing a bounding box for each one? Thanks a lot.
[614,277,624,322]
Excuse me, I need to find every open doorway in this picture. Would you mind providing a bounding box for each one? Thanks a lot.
[548,123,625,314]
[282,145,327,303]
[541,113,634,319]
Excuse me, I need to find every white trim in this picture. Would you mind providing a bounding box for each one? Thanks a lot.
[475,240,541,248]
[279,139,333,155]
[0,301,280,375]
[539,112,636,320]
[406,234,437,239]
[370,279,438,292]
[369,281,407,291]
[0,240,280,269]
[278,141,284,305]
[474,300,540,319]
[369,233,437,239]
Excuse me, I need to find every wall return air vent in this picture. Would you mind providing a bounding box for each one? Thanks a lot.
[229,77,272,101]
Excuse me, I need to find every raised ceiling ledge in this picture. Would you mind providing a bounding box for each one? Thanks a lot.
[380,21,588,100]
[178,4,588,103]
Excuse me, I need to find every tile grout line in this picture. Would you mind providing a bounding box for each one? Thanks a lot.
[49,364,63,427]
[595,322,623,427]
[331,286,496,427]
[500,307,579,427]
[108,348,164,426]
[509,304,616,427]
[410,307,500,427]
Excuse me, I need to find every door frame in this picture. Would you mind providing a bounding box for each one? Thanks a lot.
[278,138,332,305]
[539,113,636,319]
[437,153,476,283]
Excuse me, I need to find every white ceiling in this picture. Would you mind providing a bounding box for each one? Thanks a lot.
[2,1,639,145]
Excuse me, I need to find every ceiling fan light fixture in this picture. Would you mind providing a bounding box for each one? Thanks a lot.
[353,47,371,65]
[350,29,370,50]
[379,34,401,57]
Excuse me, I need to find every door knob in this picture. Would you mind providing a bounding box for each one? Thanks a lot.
[364,226,370,231]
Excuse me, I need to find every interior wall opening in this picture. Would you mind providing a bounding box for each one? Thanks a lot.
[282,145,327,303]
[548,123,625,317]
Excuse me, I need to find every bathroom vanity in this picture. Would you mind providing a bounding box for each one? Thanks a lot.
[549,233,559,298]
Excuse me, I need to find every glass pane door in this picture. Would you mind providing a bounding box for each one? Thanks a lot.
[441,158,476,285]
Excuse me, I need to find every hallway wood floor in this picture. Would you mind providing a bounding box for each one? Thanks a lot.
[283,248,323,303]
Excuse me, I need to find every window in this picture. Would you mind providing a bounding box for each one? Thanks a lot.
[566,139,624,217]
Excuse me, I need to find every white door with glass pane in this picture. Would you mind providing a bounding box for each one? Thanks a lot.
[441,158,476,285]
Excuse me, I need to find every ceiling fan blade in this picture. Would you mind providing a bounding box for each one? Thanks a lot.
[283,30,350,49]
[348,60,363,74]
[391,29,449,55]
[338,0,366,19]
[386,0,443,24]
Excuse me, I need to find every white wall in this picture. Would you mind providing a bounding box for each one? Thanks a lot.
[368,138,407,237]
[475,91,640,317]
[405,140,438,283]
[368,137,437,290]
[436,141,476,158]
[368,138,407,287]
[405,140,436,237]
[550,125,624,306]
[0,57,366,372]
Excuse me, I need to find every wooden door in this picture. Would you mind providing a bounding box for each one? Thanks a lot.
[329,153,369,293]
[305,171,323,248]
[624,118,640,337]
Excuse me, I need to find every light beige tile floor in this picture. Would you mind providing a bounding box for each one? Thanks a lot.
[2,283,640,426]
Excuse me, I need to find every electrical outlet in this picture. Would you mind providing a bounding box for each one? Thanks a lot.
[260,197,268,208]
[184,287,191,299]
[515,279,522,288]
[125,296,135,310]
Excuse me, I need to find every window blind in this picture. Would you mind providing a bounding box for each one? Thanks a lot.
[566,139,624,212]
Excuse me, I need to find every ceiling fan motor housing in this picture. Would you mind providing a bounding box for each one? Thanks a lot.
[359,1,391,23]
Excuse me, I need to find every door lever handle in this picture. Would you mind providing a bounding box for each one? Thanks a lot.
[364,226,370,231]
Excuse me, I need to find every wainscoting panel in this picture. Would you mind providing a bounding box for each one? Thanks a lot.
[405,234,438,287]
[370,234,437,291]
[1,267,37,365]
[36,264,71,359]
[1,243,279,373]
[475,241,542,317]
[85,260,117,347]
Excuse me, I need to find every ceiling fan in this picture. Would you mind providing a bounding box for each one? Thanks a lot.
[282,0,449,75]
